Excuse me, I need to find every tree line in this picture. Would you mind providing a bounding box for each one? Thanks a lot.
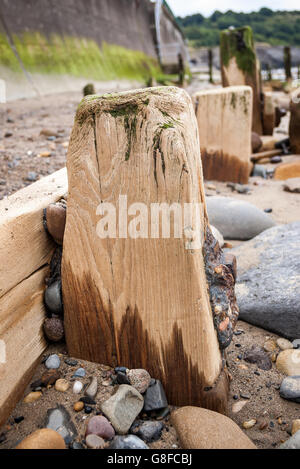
[177,8,300,47]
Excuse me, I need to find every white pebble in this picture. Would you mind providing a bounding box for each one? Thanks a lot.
[73,380,83,394]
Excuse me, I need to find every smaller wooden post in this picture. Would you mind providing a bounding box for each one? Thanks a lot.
[208,49,214,84]
[289,89,300,154]
[266,63,272,82]
[193,86,252,184]
[262,91,275,136]
[220,26,263,135]
[284,46,292,82]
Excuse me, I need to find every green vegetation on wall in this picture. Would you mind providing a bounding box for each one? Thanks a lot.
[0,31,161,82]
[220,26,256,76]
[177,8,300,47]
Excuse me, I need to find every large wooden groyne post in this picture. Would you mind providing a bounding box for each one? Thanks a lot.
[62,87,238,411]
[220,26,263,135]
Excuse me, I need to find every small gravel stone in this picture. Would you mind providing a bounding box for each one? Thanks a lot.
[14,416,24,424]
[43,317,64,342]
[23,392,42,403]
[280,376,300,403]
[41,369,61,386]
[55,379,69,392]
[86,416,115,440]
[74,402,84,412]
[242,419,257,429]
[109,435,149,449]
[127,369,151,394]
[65,358,78,366]
[85,377,98,399]
[116,372,130,385]
[131,421,164,442]
[86,434,105,449]
[73,381,83,394]
[73,367,86,378]
[143,380,168,412]
[292,420,300,435]
[277,338,293,350]
[45,354,61,370]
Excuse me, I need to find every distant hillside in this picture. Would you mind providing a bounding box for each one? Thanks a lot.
[177,8,300,47]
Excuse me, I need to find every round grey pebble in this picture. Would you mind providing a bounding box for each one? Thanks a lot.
[73,367,86,378]
[44,281,63,316]
[45,354,61,370]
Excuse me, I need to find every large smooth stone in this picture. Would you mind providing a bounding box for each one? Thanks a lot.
[15,429,66,449]
[206,196,275,240]
[109,435,149,449]
[276,350,300,376]
[100,385,144,435]
[280,376,300,403]
[280,430,300,449]
[44,281,63,316]
[86,416,115,440]
[232,222,300,339]
[171,407,256,449]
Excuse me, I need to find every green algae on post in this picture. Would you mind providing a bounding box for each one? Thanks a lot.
[220,26,256,77]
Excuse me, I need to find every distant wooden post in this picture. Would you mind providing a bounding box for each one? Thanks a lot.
[208,49,214,84]
[220,26,263,135]
[193,86,252,184]
[262,91,275,136]
[266,63,272,82]
[62,87,238,411]
[289,89,300,154]
[284,46,292,82]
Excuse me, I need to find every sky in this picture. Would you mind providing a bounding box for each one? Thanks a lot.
[166,0,299,17]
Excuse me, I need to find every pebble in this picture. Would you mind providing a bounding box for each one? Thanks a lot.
[14,416,24,424]
[277,338,293,350]
[243,345,272,371]
[84,406,93,414]
[101,385,144,434]
[44,281,63,316]
[43,317,64,342]
[131,421,164,443]
[279,376,300,403]
[271,156,282,164]
[44,202,66,245]
[292,420,300,435]
[24,392,42,403]
[73,367,86,378]
[74,402,84,412]
[55,379,69,392]
[276,349,300,375]
[242,419,257,429]
[143,380,168,412]
[280,430,300,449]
[85,376,98,399]
[86,434,105,449]
[109,435,149,449]
[41,369,61,386]
[172,407,256,449]
[26,172,38,182]
[86,416,115,440]
[240,393,251,400]
[116,372,130,385]
[15,429,66,449]
[127,369,151,394]
[73,381,83,394]
[80,396,96,406]
[263,339,277,352]
[292,339,300,349]
[45,354,61,370]
[65,358,78,366]
[46,405,77,443]
[232,401,248,413]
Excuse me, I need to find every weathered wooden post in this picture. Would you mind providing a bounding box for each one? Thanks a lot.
[62,87,238,411]
[289,89,300,154]
[220,26,263,135]
[266,63,272,82]
[193,86,252,184]
[284,46,292,82]
[262,91,275,136]
[208,49,214,84]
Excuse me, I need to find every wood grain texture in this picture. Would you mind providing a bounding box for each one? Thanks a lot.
[193,86,252,184]
[0,267,48,427]
[62,87,227,408]
[0,168,68,298]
